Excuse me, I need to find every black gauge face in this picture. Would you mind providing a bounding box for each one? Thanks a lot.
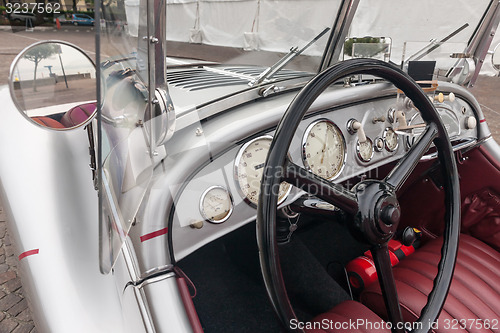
[235,136,291,206]
[302,119,346,180]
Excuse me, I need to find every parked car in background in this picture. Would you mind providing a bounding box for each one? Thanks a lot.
[71,13,94,26]
[8,12,36,26]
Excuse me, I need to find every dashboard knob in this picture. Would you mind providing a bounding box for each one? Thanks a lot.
[348,119,367,143]
[395,111,407,126]
[464,116,477,130]
[381,204,401,226]
[434,92,456,103]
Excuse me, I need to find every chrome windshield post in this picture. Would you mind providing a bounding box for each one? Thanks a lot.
[138,0,175,156]
[319,0,360,72]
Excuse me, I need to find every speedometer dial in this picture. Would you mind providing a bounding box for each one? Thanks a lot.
[302,119,346,180]
[235,136,291,207]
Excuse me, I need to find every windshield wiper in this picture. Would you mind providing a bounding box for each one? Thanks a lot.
[249,27,330,87]
[403,23,469,66]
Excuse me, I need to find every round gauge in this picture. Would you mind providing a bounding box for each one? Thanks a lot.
[383,128,398,152]
[200,186,233,223]
[357,138,374,162]
[235,136,291,207]
[302,119,346,180]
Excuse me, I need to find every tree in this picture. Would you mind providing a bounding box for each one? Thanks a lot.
[23,44,58,92]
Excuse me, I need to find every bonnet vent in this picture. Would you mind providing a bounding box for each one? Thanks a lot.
[167,66,308,91]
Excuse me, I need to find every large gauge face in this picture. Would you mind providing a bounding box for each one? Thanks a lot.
[302,119,346,180]
[235,136,291,206]
[200,186,233,223]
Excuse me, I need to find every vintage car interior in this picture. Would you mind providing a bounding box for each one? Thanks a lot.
[2,0,500,332]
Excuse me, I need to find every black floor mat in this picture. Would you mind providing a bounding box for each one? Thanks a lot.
[177,218,367,332]
[178,225,285,333]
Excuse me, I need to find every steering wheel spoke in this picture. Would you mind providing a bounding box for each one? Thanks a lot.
[257,59,460,333]
[384,123,438,192]
[371,245,405,333]
[284,158,358,215]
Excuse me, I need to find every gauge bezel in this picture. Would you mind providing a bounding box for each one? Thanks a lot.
[234,135,292,208]
[356,137,374,162]
[406,113,427,150]
[383,127,399,152]
[199,185,234,224]
[301,118,347,181]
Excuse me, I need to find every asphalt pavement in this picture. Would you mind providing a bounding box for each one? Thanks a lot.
[0,25,95,86]
[0,24,500,332]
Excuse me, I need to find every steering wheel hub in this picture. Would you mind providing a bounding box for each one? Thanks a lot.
[355,181,400,244]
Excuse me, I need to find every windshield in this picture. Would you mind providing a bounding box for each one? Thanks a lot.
[165,0,342,72]
[346,0,492,74]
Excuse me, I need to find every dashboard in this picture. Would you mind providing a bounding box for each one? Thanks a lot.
[168,82,479,261]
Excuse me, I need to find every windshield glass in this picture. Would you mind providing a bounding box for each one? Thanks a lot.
[346,0,492,74]
[164,0,341,72]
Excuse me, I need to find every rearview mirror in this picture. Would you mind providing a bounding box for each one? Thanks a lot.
[343,37,392,62]
[9,41,97,130]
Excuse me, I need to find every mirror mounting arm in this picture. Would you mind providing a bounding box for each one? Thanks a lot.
[86,121,98,191]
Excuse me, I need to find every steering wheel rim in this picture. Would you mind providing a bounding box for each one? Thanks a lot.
[257,58,460,333]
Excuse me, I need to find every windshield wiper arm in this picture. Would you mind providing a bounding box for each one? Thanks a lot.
[249,27,330,87]
[404,23,469,65]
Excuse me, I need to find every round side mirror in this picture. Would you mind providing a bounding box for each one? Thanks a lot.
[9,41,97,130]
[492,43,500,72]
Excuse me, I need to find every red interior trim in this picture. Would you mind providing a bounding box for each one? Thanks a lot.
[177,277,204,333]
[18,249,39,261]
[480,119,487,123]
[140,227,168,242]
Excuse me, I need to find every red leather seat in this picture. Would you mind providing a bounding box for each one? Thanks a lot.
[307,300,390,333]
[362,234,500,333]
[60,102,96,127]
[31,116,65,129]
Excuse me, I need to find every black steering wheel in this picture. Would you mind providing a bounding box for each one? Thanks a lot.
[257,58,460,333]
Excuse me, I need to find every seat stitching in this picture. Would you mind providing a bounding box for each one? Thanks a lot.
[397,254,500,318]
[394,266,496,332]
[408,249,500,295]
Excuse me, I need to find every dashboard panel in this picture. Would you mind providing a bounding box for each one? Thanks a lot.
[170,86,479,261]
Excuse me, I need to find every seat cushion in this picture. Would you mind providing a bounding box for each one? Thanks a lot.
[32,116,65,129]
[306,300,390,333]
[362,234,500,333]
[60,102,96,127]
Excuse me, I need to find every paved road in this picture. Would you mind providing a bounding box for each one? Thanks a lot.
[0,24,500,332]
[0,206,35,333]
[0,25,95,86]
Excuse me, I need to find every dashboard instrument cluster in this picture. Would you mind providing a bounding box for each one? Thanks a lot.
[171,87,479,260]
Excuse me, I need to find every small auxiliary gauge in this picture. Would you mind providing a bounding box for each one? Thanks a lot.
[383,128,398,152]
[357,138,374,162]
[200,186,233,223]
